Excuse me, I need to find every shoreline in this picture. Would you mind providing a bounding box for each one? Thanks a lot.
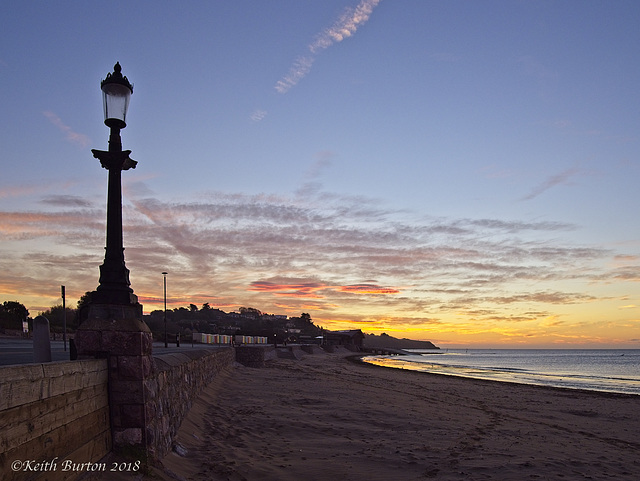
[351,353,640,398]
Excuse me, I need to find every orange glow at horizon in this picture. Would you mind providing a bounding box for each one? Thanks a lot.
[109,280,640,349]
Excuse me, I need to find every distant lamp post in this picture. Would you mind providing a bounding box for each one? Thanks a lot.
[163,272,168,348]
[91,62,138,306]
[61,285,67,352]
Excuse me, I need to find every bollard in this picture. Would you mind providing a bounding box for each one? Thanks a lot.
[69,338,78,360]
[33,315,52,363]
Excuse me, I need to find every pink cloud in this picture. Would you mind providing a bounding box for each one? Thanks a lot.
[339,284,400,295]
[250,278,401,298]
[43,111,91,147]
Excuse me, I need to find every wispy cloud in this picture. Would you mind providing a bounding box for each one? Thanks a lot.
[2,182,632,343]
[0,180,85,201]
[39,195,94,208]
[305,151,334,180]
[339,284,400,295]
[249,278,328,298]
[275,0,382,93]
[0,184,41,199]
[43,111,91,148]
[249,278,400,298]
[250,109,267,122]
[0,210,101,239]
[275,56,315,94]
[520,167,583,201]
[309,0,381,54]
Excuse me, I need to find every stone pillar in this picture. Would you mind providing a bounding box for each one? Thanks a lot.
[33,315,52,363]
[75,302,155,457]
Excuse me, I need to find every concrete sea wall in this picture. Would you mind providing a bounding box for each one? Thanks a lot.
[0,347,235,481]
[0,359,111,481]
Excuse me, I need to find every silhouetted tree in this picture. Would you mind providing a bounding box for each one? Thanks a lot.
[40,305,78,330]
[0,301,29,330]
[239,307,262,318]
[76,291,93,325]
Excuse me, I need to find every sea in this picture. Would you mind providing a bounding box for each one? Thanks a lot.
[362,349,640,395]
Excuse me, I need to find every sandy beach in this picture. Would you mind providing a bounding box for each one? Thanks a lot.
[97,349,640,481]
[149,350,640,481]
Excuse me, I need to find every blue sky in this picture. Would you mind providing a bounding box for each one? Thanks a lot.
[1,0,639,347]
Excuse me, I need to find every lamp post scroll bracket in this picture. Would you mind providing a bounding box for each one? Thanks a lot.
[91,148,138,170]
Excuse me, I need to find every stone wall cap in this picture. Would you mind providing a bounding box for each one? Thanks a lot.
[153,353,191,367]
[78,316,151,333]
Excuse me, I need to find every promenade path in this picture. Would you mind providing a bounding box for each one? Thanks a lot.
[0,337,219,366]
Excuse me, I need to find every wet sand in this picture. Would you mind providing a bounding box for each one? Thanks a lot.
[154,350,640,481]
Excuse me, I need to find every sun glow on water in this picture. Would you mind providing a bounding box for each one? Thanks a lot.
[363,349,640,395]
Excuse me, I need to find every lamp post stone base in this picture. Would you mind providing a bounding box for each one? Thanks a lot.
[75,301,155,458]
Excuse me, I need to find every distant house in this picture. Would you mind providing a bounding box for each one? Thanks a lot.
[323,329,365,349]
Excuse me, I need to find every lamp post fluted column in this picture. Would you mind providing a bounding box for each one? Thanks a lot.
[91,125,138,304]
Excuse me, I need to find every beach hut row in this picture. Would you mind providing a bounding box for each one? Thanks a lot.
[192,333,233,345]
[233,335,269,345]
[192,333,269,345]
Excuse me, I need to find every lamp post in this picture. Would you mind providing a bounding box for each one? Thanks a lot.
[61,285,66,351]
[90,62,139,306]
[162,272,168,348]
[75,63,153,456]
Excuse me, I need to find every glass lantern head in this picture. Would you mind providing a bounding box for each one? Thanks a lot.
[101,62,133,129]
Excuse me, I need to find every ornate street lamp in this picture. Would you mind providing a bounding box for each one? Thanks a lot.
[75,63,153,455]
[90,62,139,307]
